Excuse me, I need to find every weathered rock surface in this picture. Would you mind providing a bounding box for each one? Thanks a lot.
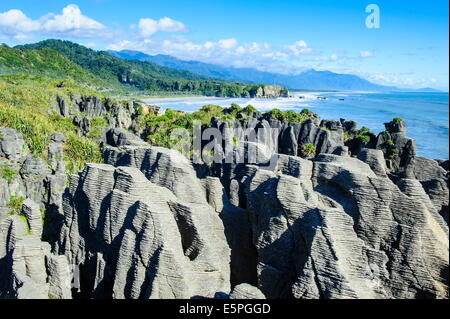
[0,198,71,299]
[229,283,266,299]
[0,129,71,299]
[0,128,26,161]
[1,108,448,300]
[254,85,289,99]
[56,160,230,298]
[241,153,448,299]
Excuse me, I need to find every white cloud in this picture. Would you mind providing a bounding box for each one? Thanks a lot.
[360,50,373,57]
[139,17,187,37]
[0,9,41,39]
[42,4,106,36]
[218,38,237,49]
[330,54,339,61]
[106,37,321,74]
[0,5,107,39]
[286,40,312,56]
[368,73,441,88]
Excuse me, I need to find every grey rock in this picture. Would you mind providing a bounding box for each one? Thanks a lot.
[104,143,208,205]
[0,128,26,161]
[51,132,66,143]
[58,163,230,299]
[244,153,448,299]
[384,118,407,134]
[73,116,91,136]
[358,148,388,177]
[436,159,449,171]
[376,120,416,173]
[19,156,49,206]
[332,146,349,156]
[229,283,266,299]
[404,156,449,224]
[47,254,72,299]
[104,128,148,148]
[12,236,50,299]
[21,199,42,237]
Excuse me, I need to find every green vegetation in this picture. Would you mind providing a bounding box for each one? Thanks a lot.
[0,75,103,174]
[7,195,25,215]
[344,130,351,142]
[0,45,105,88]
[1,163,16,184]
[300,143,316,158]
[18,215,31,235]
[383,139,399,160]
[263,108,317,123]
[355,126,372,144]
[138,104,321,150]
[0,40,290,174]
[393,117,403,123]
[356,134,371,143]
[88,116,109,139]
[13,40,275,97]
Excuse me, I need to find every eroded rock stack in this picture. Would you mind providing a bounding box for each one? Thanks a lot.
[0,129,70,299]
[0,109,448,299]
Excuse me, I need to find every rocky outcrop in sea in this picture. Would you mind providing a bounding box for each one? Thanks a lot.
[0,100,448,299]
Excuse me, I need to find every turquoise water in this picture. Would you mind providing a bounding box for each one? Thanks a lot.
[145,92,449,159]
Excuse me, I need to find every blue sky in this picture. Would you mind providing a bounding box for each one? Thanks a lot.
[0,0,448,90]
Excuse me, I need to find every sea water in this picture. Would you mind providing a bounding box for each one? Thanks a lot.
[145,92,449,159]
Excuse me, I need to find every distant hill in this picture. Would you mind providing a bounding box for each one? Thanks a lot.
[0,45,105,86]
[11,40,283,97]
[109,50,442,92]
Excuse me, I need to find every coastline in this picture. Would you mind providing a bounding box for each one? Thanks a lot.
[139,92,449,160]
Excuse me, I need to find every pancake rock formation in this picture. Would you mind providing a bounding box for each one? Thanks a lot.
[0,112,448,299]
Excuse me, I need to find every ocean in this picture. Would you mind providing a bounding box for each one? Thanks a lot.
[144,92,449,159]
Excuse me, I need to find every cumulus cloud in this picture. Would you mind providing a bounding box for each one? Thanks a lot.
[360,50,373,57]
[139,17,187,37]
[107,37,322,74]
[368,73,440,87]
[0,9,40,39]
[218,38,237,49]
[286,40,312,56]
[42,4,106,37]
[0,4,107,39]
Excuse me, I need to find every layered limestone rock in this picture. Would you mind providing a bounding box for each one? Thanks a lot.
[0,130,67,214]
[404,156,449,224]
[254,85,289,98]
[375,119,416,174]
[0,129,71,299]
[0,199,71,299]
[241,153,448,299]
[52,95,158,138]
[229,284,266,299]
[1,117,448,300]
[56,160,231,298]
[208,116,343,165]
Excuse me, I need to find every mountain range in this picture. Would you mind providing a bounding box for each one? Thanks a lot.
[109,49,442,92]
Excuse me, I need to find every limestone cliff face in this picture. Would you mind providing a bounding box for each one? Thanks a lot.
[254,85,289,98]
[0,129,70,299]
[241,154,448,298]
[52,95,161,138]
[0,114,448,299]
[57,163,230,298]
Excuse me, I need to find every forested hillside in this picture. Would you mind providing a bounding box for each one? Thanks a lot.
[13,40,279,97]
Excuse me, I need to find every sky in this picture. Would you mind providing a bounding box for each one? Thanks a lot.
[0,0,448,90]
